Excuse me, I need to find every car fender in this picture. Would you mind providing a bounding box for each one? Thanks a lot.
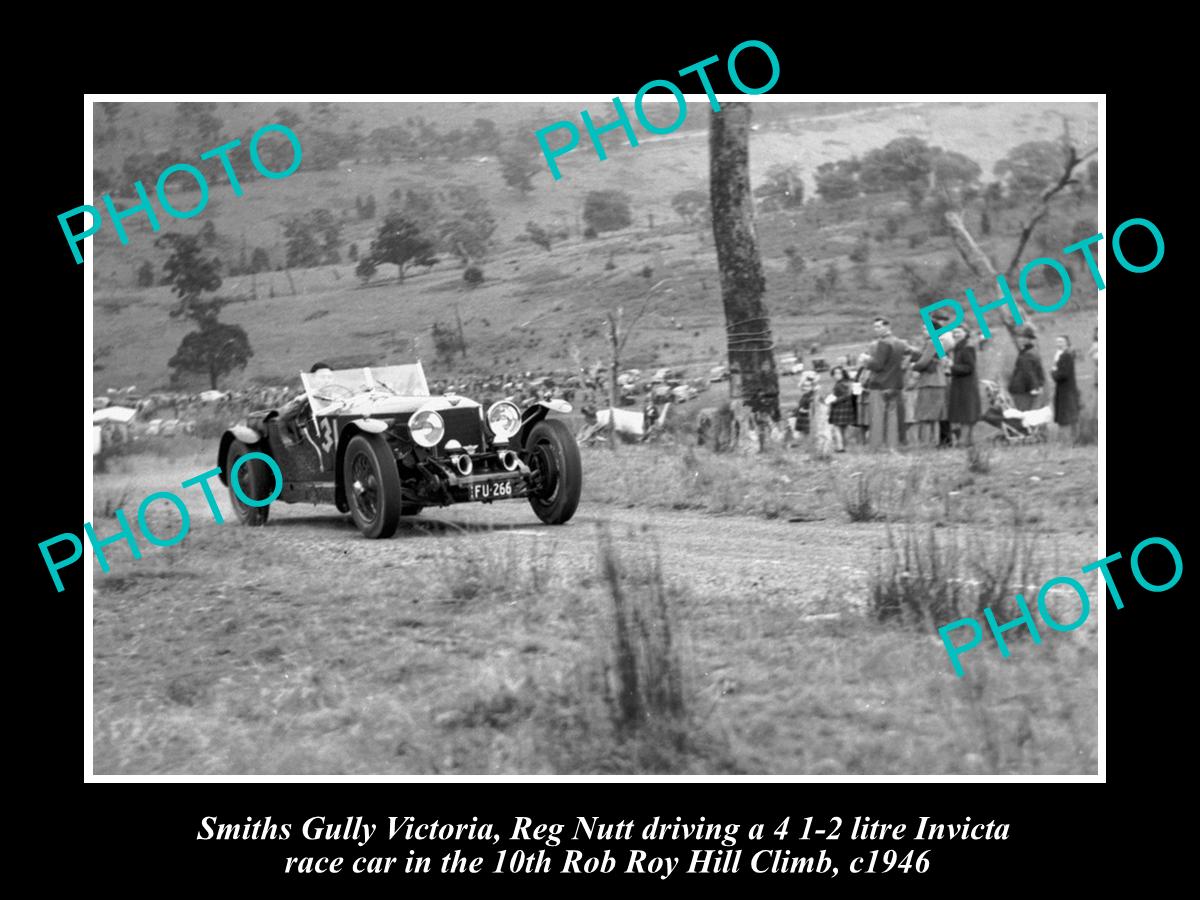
[217,425,265,486]
[519,399,573,446]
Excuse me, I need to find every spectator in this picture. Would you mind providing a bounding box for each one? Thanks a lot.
[946,326,982,447]
[794,372,818,436]
[910,315,949,447]
[827,365,855,452]
[1008,330,1046,411]
[862,316,912,450]
[1052,334,1080,440]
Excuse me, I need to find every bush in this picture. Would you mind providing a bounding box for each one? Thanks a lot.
[868,521,1038,630]
[836,471,881,522]
[463,265,484,286]
[583,190,632,234]
[966,444,993,474]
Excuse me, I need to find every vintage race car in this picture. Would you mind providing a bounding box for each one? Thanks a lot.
[216,363,582,538]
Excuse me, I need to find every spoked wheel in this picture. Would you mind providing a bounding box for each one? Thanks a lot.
[525,419,582,525]
[226,439,271,526]
[342,433,401,538]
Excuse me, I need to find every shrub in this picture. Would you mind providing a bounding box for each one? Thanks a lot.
[836,471,881,522]
[966,444,993,474]
[868,521,1039,630]
[463,265,484,286]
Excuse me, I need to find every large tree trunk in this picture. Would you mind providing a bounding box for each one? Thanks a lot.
[709,103,779,433]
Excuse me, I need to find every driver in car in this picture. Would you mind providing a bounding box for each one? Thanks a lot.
[277,362,333,434]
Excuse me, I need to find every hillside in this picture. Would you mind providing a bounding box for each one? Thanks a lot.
[91,100,1098,396]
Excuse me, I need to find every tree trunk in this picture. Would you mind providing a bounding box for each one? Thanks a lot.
[709,103,779,434]
[606,313,620,452]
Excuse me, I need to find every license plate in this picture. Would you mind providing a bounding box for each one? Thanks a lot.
[469,480,515,500]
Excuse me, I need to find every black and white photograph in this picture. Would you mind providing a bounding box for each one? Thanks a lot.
[84,95,1101,776]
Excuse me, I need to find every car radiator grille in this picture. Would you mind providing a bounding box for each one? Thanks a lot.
[438,407,485,451]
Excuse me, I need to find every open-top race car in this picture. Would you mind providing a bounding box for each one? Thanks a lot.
[216,363,582,538]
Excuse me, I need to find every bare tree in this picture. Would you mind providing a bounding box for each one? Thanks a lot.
[603,280,672,451]
[941,117,1095,352]
[1003,118,1097,277]
[709,102,779,441]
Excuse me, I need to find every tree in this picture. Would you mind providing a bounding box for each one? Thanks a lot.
[583,190,633,234]
[498,137,541,195]
[249,247,270,274]
[438,186,496,264]
[994,140,1066,200]
[849,232,871,263]
[526,222,552,251]
[366,213,437,282]
[859,137,934,195]
[754,164,804,211]
[670,189,710,225]
[136,260,155,287]
[932,149,982,199]
[355,256,378,284]
[168,319,253,390]
[175,102,222,145]
[156,234,223,321]
[431,321,465,360]
[348,242,358,261]
[308,208,342,263]
[199,220,218,246]
[709,102,779,433]
[814,158,860,201]
[283,217,322,269]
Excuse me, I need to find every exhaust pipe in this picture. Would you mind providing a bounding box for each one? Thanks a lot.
[499,450,519,471]
[452,453,473,477]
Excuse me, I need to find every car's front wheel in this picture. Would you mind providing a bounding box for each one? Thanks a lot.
[343,433,402,539]
[525,419,582,525]
[226,439,272,526]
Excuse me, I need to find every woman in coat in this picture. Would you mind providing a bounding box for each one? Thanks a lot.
[946,326,981,447]
[910,338,948,446]
[1052,334,1080,438]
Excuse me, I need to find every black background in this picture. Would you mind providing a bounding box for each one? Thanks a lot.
[25,28,1180,892]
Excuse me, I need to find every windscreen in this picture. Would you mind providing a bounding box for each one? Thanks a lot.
[302,364,429,417]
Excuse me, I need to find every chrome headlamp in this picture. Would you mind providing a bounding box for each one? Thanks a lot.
[408,409,445,447]
[487,401,522,441]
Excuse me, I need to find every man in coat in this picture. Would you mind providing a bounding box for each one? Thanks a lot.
[862,316,912,450]
[1008,328,1046,411]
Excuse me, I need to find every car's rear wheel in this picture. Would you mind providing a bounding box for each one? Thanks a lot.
[226,439,271,526]
[525,419,582,525]
[343,433,401,539]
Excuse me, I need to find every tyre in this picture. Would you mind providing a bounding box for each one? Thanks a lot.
[225,439,272,526]
[342,433,402,539]
[525,418,582,525]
